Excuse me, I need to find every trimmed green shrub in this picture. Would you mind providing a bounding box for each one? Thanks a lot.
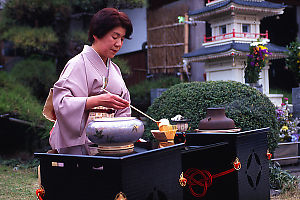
[1,26,58,52]
[129,76,181,112]
[146,81,280,152]
[0,71,52,141]
[10,56,57,101]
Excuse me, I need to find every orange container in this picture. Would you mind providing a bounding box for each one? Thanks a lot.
[164,129,177,141]
[159,125,177,132]
[157,125,177,141]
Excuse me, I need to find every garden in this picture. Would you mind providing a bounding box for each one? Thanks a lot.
[0,0,300,199]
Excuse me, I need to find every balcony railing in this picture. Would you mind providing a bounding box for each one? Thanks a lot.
[207,0,223,4]
[204,29,268,43]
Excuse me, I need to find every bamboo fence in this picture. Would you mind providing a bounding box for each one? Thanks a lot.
[147,4,188,74]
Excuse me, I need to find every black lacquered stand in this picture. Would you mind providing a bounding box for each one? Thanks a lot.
[35,128,270,200]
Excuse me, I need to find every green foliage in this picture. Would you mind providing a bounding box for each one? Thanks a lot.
[0,0,146,58]
[112,57,131,76]
[10,56,57,100]
[0,157,40,169]
[0,0,71,59]
[70,30,88,43]
[2,0,71,27]
[270,163,299,192]
[2,0,145,25]
[0,158,20,167]
[111,0,146,8]
[0,71,52,139]
[71,0,106,13]
[128,76,181,111]
[146,81,280,152]
[1,26,58,53]
[286,41,300,83]
[72,0,145,13]
[0,11,16,31]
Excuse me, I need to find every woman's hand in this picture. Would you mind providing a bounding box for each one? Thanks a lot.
[85,93,129,110]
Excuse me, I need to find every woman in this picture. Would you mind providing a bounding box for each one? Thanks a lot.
[49,8,133,155]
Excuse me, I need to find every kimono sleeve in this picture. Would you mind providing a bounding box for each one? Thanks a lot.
[52,57,89,149]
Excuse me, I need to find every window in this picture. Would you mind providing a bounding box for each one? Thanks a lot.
[220,25,226,34]
[242,24,250,33]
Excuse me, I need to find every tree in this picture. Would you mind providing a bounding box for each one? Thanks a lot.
[0,0,145,73]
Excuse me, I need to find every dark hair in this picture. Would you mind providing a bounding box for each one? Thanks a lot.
[88,8,133,43]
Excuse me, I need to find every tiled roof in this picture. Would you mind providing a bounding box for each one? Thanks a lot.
[183,41,287,58]
[189,0,286,16]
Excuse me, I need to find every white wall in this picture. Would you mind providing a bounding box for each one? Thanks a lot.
[117,7,147,55]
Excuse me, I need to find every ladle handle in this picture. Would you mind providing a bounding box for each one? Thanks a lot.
[129,104,158,123]
[101,88,158,123]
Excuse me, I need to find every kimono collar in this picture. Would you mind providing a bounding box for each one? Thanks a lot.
[82,45,110,69]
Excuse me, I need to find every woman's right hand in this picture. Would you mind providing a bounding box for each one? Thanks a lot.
[85,93,129,111]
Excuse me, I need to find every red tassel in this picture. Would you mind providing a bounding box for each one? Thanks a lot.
[267,149,272,160]
[36,186,45,200]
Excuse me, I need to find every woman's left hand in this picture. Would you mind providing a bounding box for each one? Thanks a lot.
[85,93,129,110]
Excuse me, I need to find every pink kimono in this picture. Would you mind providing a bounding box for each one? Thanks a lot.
[49,45,131,153]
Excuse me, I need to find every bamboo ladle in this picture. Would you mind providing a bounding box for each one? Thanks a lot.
[101,88,161,126]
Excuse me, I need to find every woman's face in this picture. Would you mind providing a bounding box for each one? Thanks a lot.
[92,26,126,64]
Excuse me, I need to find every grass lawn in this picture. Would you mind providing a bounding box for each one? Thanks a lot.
[271,190,300,200]
[0,164,298,200]
[0,165,39,200]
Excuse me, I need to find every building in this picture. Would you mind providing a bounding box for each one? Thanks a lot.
[182,0,287,105]
[146,0,206,81]
[116,7,148,87]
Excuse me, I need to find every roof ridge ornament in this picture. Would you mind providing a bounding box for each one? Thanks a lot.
[207,0,229,6]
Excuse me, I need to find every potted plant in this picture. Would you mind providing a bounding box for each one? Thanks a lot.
[244,39,271,92]
[274,97,299,165]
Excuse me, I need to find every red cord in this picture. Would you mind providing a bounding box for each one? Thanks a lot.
[212,168,236,178]
[184,168,212,198]
[184,167,236,198]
